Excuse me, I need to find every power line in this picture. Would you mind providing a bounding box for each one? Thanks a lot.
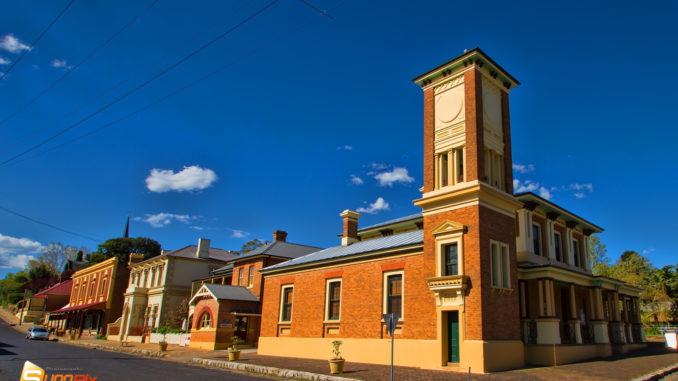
[299,0,334,19]
[3,0,346,168]
[0,205,101,243]
[0,0,251,154]
[0,0,160,129]
[0,0,279,167]
[0,0,76,82]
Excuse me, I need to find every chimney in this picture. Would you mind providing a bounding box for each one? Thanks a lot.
[197,238,210,259]
[340,210,361,246]
[273,230,287,242]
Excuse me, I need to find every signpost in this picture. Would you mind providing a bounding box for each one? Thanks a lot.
[382,313,400,381]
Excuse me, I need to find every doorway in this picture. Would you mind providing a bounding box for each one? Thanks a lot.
[447,311,459,364]
[235,316,248,343]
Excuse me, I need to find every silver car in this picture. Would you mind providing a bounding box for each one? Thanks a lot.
[26,326,50,340]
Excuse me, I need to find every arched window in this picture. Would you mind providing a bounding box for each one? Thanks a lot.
[199,312,211,329]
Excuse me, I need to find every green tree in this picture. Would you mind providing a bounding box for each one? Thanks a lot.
[237,238,265,255]
[588,235,611,276]
[0,271,29,305]
[86,237,161,265]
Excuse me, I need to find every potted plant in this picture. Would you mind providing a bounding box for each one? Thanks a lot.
[157,326,170,352]
[228,336,242,361]
[68,330,76,340]
[328,340,345,374]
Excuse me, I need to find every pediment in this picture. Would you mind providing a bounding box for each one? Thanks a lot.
[430,220,465,236]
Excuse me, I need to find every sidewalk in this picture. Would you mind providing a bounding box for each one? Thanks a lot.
[2,308,676,380]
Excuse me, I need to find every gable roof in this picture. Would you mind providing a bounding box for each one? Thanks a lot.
[34,279,73,298]
[262,230,423,273]
[358,212,423,233]
[236,241,322,261]
[189,283,259,305]
[134,245,237,266]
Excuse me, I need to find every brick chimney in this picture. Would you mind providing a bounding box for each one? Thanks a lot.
[340,210,361,246]
[197,238,210,259]
[128,252,144,265]
[273,230,287,242]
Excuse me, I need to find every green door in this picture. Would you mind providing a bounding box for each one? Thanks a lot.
[448,311,459,363]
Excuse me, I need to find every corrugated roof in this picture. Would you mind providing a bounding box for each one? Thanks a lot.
[203,283,259,302]
[358,212,423,232]
[34,279,73,298]
[212,263,234,275]
[158,245,237,263]
[238,241,322,260]
[263,230,423,272]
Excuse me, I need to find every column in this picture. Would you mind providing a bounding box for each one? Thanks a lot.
[569,284,582,343]
[448,151,455,186]
[608,291,625,344]
[581,235,590,271]
[590,287,609,344]
[434,153,440,189]
[546,214,557,260]
[536,279,561,344]
[538,280,545,317]
[520,281,527,318]
[516,209,532,255]
[565,224,575,266]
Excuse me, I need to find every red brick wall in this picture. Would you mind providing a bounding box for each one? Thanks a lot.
[260,254,436,339]
[423,87,434,192]
[464,68,484,182]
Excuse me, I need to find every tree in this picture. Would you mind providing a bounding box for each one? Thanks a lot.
[85,237,161,265]
[39,242,88,274]
[237,239,265,255]
[588,235,610,276]
[0,271,29,306]
[172,298,189,330]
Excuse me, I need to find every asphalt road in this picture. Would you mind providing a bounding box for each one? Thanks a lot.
[0,320,268,381]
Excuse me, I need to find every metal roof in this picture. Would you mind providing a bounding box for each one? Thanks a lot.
[515,192,603,232]
[166,245,238,262]
[358,212,423,232]
[263,230,423,272]
[194,283,259,303]
[212,263,234,275]
[237,241,322,260]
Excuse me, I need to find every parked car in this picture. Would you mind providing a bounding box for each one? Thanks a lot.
[26,326,50,340]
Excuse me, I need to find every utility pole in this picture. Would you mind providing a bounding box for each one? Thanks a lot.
[19,289,29,326]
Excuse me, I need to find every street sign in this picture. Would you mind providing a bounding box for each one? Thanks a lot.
[382,313,400,337]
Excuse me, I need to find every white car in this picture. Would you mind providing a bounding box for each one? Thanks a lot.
[26,326,50,340]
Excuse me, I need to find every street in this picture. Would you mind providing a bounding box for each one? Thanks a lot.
[0,320,268,381]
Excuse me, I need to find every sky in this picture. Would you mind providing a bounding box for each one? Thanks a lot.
[1,0,676,278]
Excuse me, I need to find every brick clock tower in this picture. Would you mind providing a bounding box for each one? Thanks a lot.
[413,48,525,372]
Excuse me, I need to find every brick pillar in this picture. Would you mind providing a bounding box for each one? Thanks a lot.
[463,68,484,182]
[340,210,361,246]
[423,88,435,192]
[501,90,513,193]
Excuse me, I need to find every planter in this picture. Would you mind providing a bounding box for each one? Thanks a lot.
[329,359,345,374]
[69,333,76,340]
[228,349,241,361]
[158,341,168,352]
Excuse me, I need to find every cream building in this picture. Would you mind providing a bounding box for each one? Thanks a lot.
[117,238,236,342]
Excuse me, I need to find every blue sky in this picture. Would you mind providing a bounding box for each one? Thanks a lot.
[1,0,676,278]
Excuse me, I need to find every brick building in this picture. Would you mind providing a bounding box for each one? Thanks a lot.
[188,231,321,350]
[49,256,129,337]
[257,48,645,372]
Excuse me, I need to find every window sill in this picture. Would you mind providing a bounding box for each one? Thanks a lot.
[323,320,341,324]
[491,286,513,295]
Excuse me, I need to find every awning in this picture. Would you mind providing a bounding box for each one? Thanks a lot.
[52,301,105,313]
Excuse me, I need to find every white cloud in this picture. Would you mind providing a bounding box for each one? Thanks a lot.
[0,34,30,54]
[145,165,217,193]
[373,167,414,187]
[190,226,204,231]
[357,197,390,214]
[513,179,552,200]
[512,163,535,174]
[369,163,387,171]
[0,57,9,65]
[232,229,249,238]
[0,233,42,269]
[137,213,198,228]
[50,59,70,69]
[337,145,352,150]
[350,174,363,185]
[642,248,655,256]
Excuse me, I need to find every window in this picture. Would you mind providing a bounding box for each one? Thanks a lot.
[572,240,580,267]
[437,146,465,189]
[248,266,254,287]
[99,277,107,296]
[491,241,511,288]
[554,232,562,261]
[151,306,158,327]
[280,285,294,322]
[79,283,86,299]
[532,224,541,255]
[150,269,156,287]
[385,273,403,317]
[238,268,244,286]
[326,280,342,321]
[73,285,79,301]
[444,243,459,276]
[199,312,211,329]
